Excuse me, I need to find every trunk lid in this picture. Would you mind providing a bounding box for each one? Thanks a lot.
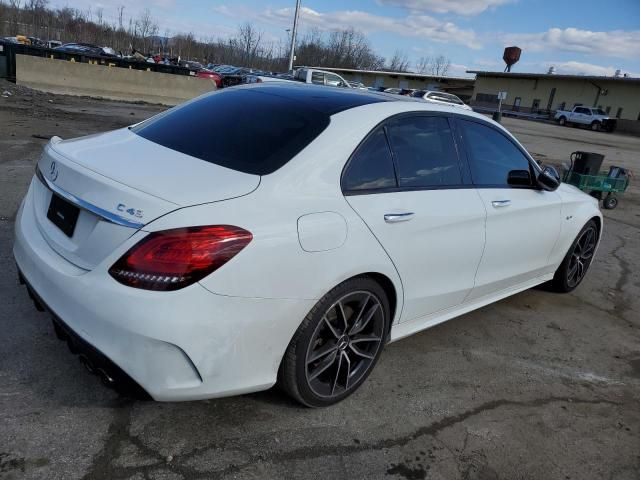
[33,130,260,270]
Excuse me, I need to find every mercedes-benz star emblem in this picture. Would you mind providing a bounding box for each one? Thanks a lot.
[49,161,59,181]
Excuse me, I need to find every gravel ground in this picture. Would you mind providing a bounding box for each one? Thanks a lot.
[1,80,639,480]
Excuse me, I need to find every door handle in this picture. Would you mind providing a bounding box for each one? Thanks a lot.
[384,212,415,223]
[491,200,511,208]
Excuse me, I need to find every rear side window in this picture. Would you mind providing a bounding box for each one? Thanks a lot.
[385,116,462,188]
[325,73,344,87]
[342,128,396,192]
[132,89,329,175]
[311,72,324,85]
[458,120,531,186]
[427,92,464,105]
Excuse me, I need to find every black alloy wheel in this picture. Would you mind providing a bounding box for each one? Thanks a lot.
[305,291,384,398]
[566,225,597,288]
[280,277,389,407]
[552,220,598,292]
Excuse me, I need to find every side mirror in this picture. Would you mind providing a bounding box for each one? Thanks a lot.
[537,165,561,191]
[507,169,532,187]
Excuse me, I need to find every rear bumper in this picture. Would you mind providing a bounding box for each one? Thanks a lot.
[19,271,151,399]
[13,183,315,401]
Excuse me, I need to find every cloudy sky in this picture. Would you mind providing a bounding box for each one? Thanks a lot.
[49,0,640,77]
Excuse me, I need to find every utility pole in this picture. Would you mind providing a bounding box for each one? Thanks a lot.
[287,0,301,72]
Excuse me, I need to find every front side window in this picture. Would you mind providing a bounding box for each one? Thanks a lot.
[342,128,397,192]
[458,120,532,187]
[385,116,462,188]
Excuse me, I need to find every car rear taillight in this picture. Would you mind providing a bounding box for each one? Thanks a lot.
[109,225,252,291]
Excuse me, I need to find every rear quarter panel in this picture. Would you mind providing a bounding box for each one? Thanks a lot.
[140,108,410,322]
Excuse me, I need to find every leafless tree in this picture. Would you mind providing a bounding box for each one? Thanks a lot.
[387,49,410,72]
[134,8,158,53]
[0,2,398,73]
[416,54,451,76]
[235,22,262,65]
[117,5,124,31]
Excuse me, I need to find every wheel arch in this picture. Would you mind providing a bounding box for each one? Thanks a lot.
[591,215,602,236]
[359,272,399,333]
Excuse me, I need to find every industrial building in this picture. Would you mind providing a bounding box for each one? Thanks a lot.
[468,71,640,125]
[305,66,475,101]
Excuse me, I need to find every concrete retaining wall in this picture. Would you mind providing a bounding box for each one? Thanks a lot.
[15,54,216,105]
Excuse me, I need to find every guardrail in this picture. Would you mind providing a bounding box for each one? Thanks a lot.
[0,41,194,81]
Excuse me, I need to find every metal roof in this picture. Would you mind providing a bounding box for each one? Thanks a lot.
[467,70,640,83]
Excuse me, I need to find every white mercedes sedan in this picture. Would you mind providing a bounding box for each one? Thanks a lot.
[14,84,602,407]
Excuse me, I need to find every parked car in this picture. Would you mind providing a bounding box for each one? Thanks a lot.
[15,84,601,407]
[54,43,119,58]
[554,106,616,132]
[348,81,367,89]
[412,90,472,110]
[384,88,403,95]
[195,69,222,88]
[246,68,352,88]
[179,60,204,71]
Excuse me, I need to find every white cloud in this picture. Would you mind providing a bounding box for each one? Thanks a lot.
[539,61,638,77]
[502,28,640,59]
[377,0,514,15]
[256,6,481,49]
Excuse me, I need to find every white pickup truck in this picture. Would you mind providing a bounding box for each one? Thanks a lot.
[244,68,352,88]
[554,106,616,132]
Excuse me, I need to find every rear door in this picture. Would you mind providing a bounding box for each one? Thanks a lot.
[455,118,562,300]
[344,114,486,323]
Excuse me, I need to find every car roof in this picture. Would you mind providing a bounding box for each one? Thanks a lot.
[234,83,418,115]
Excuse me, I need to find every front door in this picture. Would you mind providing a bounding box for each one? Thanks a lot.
[343,115,486,322]
[456,119,562,300]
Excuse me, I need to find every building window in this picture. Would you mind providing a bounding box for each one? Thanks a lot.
[476,93,498,104]
[605,106,611,114]
[616,107,623,119]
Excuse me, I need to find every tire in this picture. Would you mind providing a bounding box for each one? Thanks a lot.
[558,116,566,126]
[590,121,601,131]
[279,276,390,407]
[551,220,598,293]
[603,194,618,210]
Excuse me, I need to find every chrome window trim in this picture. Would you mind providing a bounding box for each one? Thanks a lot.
[36,167,145,229]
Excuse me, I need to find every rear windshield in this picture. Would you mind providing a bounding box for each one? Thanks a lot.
[132,88,330,175]
[427,92,464,105]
